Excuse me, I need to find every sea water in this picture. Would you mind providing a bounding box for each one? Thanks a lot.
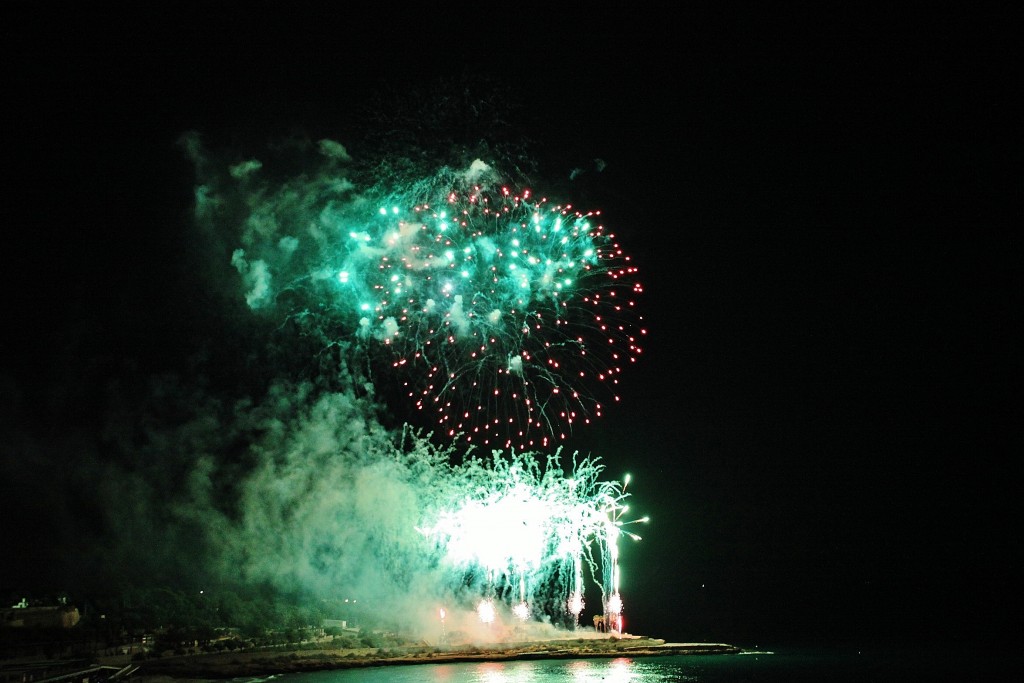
[254,646,1015,682]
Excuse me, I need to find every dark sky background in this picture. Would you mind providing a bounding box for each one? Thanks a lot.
[2,4,1018,649]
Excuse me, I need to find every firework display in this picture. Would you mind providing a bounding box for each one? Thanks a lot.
[203,146,644,450]
[360,187,645,451]
[186,140,649,635]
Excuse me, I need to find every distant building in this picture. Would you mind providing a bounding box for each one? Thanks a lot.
[0,605,81,629]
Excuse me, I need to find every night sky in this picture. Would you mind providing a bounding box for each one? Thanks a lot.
[2,5,1017,649]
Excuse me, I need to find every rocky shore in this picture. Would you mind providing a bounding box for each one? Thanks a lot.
[131,638,742,679]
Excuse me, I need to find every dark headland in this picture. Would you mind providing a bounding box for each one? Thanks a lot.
[127,638,742,679]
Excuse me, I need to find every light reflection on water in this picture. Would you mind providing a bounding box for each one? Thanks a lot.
[258,647,1018,682]
[474,657,644,683]
[269,656,691,683]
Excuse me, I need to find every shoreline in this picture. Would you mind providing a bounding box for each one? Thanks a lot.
[129,638,742,679]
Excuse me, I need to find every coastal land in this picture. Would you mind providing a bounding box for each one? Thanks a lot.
[124,638,742,679]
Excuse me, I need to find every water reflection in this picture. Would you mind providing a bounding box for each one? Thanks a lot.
[465,657,641,682]
[568,657,637,682]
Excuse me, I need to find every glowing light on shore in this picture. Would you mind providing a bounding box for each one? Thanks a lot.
[607,593,623,615]
[568,592,585,626]
[477,599,496,624]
